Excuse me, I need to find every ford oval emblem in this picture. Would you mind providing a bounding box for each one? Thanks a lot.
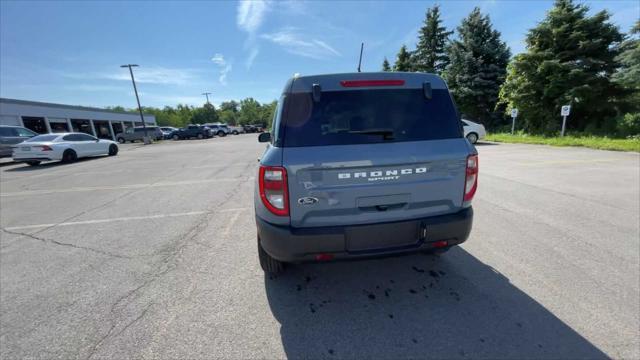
[298,197,319,205]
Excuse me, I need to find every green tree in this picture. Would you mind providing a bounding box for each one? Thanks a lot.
[220,100,240,113]
[613,21,640,115]
[191,102,219,124]
[382,57,391,71]
[499,0,624,133]
[393,45,414,71]
[413,5,453,74]
[238,98,263,125]
[446,7,510,126]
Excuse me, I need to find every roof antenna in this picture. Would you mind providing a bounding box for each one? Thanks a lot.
[357,42,364,72]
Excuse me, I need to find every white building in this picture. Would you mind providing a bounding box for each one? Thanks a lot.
[0,98,157,140]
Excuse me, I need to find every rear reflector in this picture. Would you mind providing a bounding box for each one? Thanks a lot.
[315,253,334,261]
[432,240,448,248]
[340,80,405,87]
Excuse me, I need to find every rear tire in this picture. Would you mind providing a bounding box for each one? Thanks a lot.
[108,144,118,156]
[26,161,41,166]
[217,131,226,137]
[62,149,77,163]
[173,134,180,140]
[258,239,284,274]
[466,132,478,144]
[117,137,125,144]
[197,133,204,139]
[232,131,239,135]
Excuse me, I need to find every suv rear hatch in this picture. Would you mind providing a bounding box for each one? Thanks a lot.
[280,74,471,229]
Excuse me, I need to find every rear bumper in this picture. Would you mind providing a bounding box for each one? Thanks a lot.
[257,207,473,263]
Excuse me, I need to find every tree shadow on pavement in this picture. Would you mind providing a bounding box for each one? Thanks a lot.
[265,247,606,359]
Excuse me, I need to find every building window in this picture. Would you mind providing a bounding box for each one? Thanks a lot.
[93,120,113,139]
[70,119,93,135]
[21,116,48,134]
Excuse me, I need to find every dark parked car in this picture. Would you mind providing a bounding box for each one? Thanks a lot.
[170,125,211,140]
[0,125,38,157]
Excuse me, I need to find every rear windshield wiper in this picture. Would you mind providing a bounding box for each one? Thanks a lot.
[348,128,395,140]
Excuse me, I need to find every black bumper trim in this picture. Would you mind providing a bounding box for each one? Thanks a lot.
[257,207,473,263]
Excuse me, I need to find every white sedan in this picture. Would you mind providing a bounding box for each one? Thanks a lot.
[462,119,487,144]
[12,132,119,166]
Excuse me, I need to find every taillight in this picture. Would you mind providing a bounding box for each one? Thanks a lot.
[259,166,289,216]
[340,80,405,87]
[463,155,478,202]
[38,145,53,151]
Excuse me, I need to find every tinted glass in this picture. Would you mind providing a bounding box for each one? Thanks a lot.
[25,135,59,142]
[281,89,461,147]
[16,127,37,137]
[0,127,17,137]
[76,134,97,141]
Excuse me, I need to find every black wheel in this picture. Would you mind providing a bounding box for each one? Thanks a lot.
[62,149,77,163]
[466,132,478,144]
[26,161,41,166]
[117,137,125,144]
[197,133,204,139]
[258,239,284,274]
[173,134,180,140]
[108,144,118,156]
[232,131,239,135]
[217,131,226,137]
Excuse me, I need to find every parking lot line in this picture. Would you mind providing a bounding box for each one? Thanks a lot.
[3,207,250,231]
[0,178,255,197]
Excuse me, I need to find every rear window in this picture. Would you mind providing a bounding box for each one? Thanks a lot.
[280,89,461,147]
[25,135,59,142]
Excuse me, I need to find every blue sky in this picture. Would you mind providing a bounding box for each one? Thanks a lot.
[1,0,638,109]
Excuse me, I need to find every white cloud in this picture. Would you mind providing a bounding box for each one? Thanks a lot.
[211,53,232,86]
[245,48,259,69]
[261,28,341,60]
[237,0,270,34]
[102,66,199,86]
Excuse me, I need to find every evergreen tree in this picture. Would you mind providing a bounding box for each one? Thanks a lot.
[382,57,391,71]
[393,45,414,71]
[499,0,624,133]
[613,21,640,113]
[445,7,510,126]
[413,5,453,74]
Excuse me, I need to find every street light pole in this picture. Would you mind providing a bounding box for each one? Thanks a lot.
[202,92,212,104]
[120,64,149,144]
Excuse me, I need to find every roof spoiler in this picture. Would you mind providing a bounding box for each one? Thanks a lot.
[312,84,321,102]
[423,82,432,100]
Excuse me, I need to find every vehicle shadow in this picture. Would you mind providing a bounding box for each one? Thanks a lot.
[3,157,99,172]
[264,247,607,359]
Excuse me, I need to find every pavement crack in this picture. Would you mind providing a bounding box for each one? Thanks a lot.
[85,302,154,360]
[0,228,130,259]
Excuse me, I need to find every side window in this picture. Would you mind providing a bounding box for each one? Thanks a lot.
[271,95,285,144]
[16,127,37,137]
[76,134,97,141]
[126,128,134,134]
[63,134,79,141]
[0,127,17,137]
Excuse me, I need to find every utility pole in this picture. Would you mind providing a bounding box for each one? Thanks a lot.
[202,92,212,104]
[120,64,150,144]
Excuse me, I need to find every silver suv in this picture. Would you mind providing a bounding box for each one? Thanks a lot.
[0,125,37,157]
[115,126,163,143]
[254,72,477,273]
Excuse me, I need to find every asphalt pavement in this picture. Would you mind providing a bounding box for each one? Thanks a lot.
[1,135,638,359]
